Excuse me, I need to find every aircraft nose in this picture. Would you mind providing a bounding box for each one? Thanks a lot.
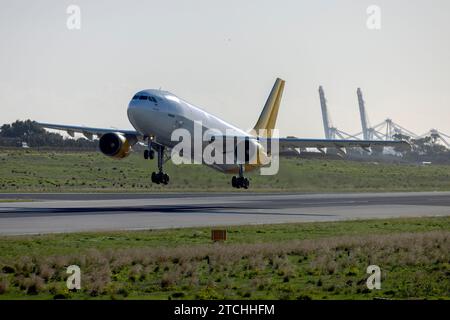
[128,99,138,110]
[127,98,150,134]
[127,99,145,117]
[127,100,142,118]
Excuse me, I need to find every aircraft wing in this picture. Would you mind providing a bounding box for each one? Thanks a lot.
[37,122,142,140]
[273,137,410,150]
[205,133,410,151]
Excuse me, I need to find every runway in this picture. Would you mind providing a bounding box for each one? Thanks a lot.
[0,192,450,235]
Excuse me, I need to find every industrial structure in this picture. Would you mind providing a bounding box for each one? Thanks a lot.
[353,88,418,141]
[317,86,450,148]
[318,86,358,140]
[357,88,370,140]
[419,129,450,148]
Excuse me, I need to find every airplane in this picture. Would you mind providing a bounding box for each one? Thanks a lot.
[38,78,409,189]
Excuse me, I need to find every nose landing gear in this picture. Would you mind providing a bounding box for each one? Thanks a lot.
[231,164,249,189]
[144,149,155,160]
[144,138,170,185]
[150,144,170,185]
[144,138,155,160]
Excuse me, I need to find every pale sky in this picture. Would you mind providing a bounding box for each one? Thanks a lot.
[1,0,449,138]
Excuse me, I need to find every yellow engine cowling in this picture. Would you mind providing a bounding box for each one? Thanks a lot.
[99,132,135,159]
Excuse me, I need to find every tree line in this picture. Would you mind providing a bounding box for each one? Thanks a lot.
[0,120,97,150]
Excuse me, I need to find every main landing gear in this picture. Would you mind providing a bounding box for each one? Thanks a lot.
[151,171,169,185]
[231,164,249,189]
[144,139,170,185]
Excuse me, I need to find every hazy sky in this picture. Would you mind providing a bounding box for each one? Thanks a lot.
[1,0,449,138]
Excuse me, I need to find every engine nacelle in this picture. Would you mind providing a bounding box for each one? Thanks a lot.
[99,132,134,159]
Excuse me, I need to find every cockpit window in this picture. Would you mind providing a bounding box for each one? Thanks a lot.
[133,94,159,102]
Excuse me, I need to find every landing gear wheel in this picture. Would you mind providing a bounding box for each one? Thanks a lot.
[160,173,168,185]
[151,171,169,185]
[151,172,159,184]
[144,149,155,160]
[231,176,249,189]
[149,145,170,185]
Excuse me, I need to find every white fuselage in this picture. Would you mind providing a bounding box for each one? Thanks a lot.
[127,89,256,173]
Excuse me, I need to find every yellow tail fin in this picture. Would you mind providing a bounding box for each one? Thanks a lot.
[253,78,285,137]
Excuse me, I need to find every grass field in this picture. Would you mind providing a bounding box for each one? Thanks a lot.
[1,150,450,192]
[0,217,449,300]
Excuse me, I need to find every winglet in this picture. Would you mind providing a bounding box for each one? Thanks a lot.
[253,78,285,137]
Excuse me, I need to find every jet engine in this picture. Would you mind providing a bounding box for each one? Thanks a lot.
[99,132,136,159]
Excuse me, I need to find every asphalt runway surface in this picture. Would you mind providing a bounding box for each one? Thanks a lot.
[0,192,449,235]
